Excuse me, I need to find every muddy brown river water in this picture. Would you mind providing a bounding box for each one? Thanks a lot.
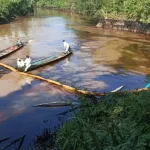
[0,8,150,149]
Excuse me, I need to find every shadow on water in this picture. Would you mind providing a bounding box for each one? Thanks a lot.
[0,78,77,149]
[1,8,150,149]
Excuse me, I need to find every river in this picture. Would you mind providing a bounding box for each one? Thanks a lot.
[0,8,150,149]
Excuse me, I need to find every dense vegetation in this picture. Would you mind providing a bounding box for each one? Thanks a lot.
[53,92,150,150]
[35,0,150,23]
[0,0,34,24]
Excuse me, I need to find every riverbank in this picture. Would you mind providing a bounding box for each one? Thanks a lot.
[35,91,150,149]
[0,0,34,24]
[96,19,150,35]
[35,0,150,35]
[1,6,150,150]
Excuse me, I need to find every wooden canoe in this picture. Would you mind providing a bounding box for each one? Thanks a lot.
[16,51,72,72]
[32,101,79,107]
[0,44,23,59]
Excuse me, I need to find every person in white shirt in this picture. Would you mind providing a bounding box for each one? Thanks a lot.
[63,40,70,53]
[24,55,31,72]
[16,37,22,47]
[17,58,24,68]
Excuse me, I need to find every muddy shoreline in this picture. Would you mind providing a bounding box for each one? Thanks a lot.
[96,19,150,35]
[36,7,150,35]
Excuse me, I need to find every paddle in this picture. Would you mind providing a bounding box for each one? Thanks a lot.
[23,40,33,44]
[22,40,34,46]
[111,85,124,92]
[0,40,33,52]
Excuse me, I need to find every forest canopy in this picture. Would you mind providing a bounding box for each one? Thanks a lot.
[1,0,149,24]
[0,0,33,24]
[35,0,150,23]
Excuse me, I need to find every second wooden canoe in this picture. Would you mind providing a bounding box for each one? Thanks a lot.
[0,44,24,59]
[16,51,72,72]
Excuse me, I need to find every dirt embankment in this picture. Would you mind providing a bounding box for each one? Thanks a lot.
[96,19,150,34]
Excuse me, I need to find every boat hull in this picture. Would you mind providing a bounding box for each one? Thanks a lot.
[0,44,23,59]
[17,51,72,72]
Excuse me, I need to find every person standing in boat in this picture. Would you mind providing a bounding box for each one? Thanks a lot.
[63,40,70,53]
[16,37,23,47]
[24,55,31,72]
[17,58,24,68]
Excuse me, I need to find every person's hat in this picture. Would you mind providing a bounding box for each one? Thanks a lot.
[63,40,65,42]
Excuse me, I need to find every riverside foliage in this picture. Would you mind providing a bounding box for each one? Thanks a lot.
[0,0,34,24]
[55,92,150,150]
[35,0,150,23]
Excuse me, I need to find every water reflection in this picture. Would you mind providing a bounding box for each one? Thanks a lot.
[62,57,70,70]
[71,25,150,74]
[65,57,70,65]
[0,72,33,97]
[0,8,150,149]
[0,79,77,148]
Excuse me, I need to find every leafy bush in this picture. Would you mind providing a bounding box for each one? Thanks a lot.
[35,0,150,23]
[0,0,33,24]
[55,92,150,150]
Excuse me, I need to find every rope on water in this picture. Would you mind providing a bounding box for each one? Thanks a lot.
[0,63,105,96]
[0,63,147,96]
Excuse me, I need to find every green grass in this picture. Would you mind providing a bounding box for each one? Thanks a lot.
[54,92,150,150]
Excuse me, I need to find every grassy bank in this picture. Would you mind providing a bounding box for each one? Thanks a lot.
[0,0,34,24]
[35,0,150,23]
[37,91,150,149]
